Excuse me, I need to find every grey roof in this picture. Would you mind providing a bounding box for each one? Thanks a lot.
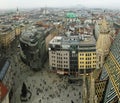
[103,80,116,103]
[100,67,108,81]
[110,33,120,64]
[0,59,10,81]
[51,35,96,46]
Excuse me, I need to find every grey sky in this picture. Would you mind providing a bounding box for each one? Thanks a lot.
[0,0,120,9]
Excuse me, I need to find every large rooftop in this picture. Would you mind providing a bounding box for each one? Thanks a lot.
[20,25,53,45]
[20,26,40,45]
[103,33,120,99]
[49,35,96,50]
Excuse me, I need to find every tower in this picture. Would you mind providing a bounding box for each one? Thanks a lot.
[16,7,20,16]
[96,17,111,69]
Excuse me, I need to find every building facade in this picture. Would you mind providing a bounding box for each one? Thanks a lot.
[78,51,96,74]
[0,26,15,48]
[49,34,96,76]
[49,50,70,74]
[20,25,58,70]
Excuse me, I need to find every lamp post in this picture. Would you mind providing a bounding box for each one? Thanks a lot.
[82,69,88,103]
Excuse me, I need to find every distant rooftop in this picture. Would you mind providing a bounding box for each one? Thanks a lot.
[20,25,53,45]
[20,27,40,45]
[0,25,13,34]
[66,12,77,18]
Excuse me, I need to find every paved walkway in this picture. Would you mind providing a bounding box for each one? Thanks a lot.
[11,60,82,103]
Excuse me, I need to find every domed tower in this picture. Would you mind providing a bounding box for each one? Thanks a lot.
[65,12,77,22]
[96,18,111,69]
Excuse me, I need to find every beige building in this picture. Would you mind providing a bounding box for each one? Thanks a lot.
[15,26,21,36]
[96,18,112,69]
[78,35,96,74]
[0,26,15,48]
[45,28,58,50]
[95,80,107,103]
[78,52,96,71]
[15,23,29,37]
[49,36,70,74]
[49,50,70,74]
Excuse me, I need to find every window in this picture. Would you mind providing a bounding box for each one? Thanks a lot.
[99,56,101,61]
[99,64,101,67]
[52,51,55,54]
[93,65,96,67]
[52,63,55,66]
[64,61,68,63]
[80,58,84,60]
[80,53,84,56]
[93,53,96,55]
[93,61,96,63]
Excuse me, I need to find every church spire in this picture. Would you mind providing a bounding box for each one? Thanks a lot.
[16,7,20,15]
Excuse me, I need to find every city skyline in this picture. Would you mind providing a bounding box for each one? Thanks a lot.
[1,0,120,9]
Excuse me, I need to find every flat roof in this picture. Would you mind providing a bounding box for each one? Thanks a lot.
[49,35,96,46]
[49,36,63,45]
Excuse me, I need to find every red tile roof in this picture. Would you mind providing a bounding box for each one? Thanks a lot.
[0,82,8,101]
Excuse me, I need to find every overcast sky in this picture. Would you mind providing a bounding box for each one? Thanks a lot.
[0,0,120,9]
